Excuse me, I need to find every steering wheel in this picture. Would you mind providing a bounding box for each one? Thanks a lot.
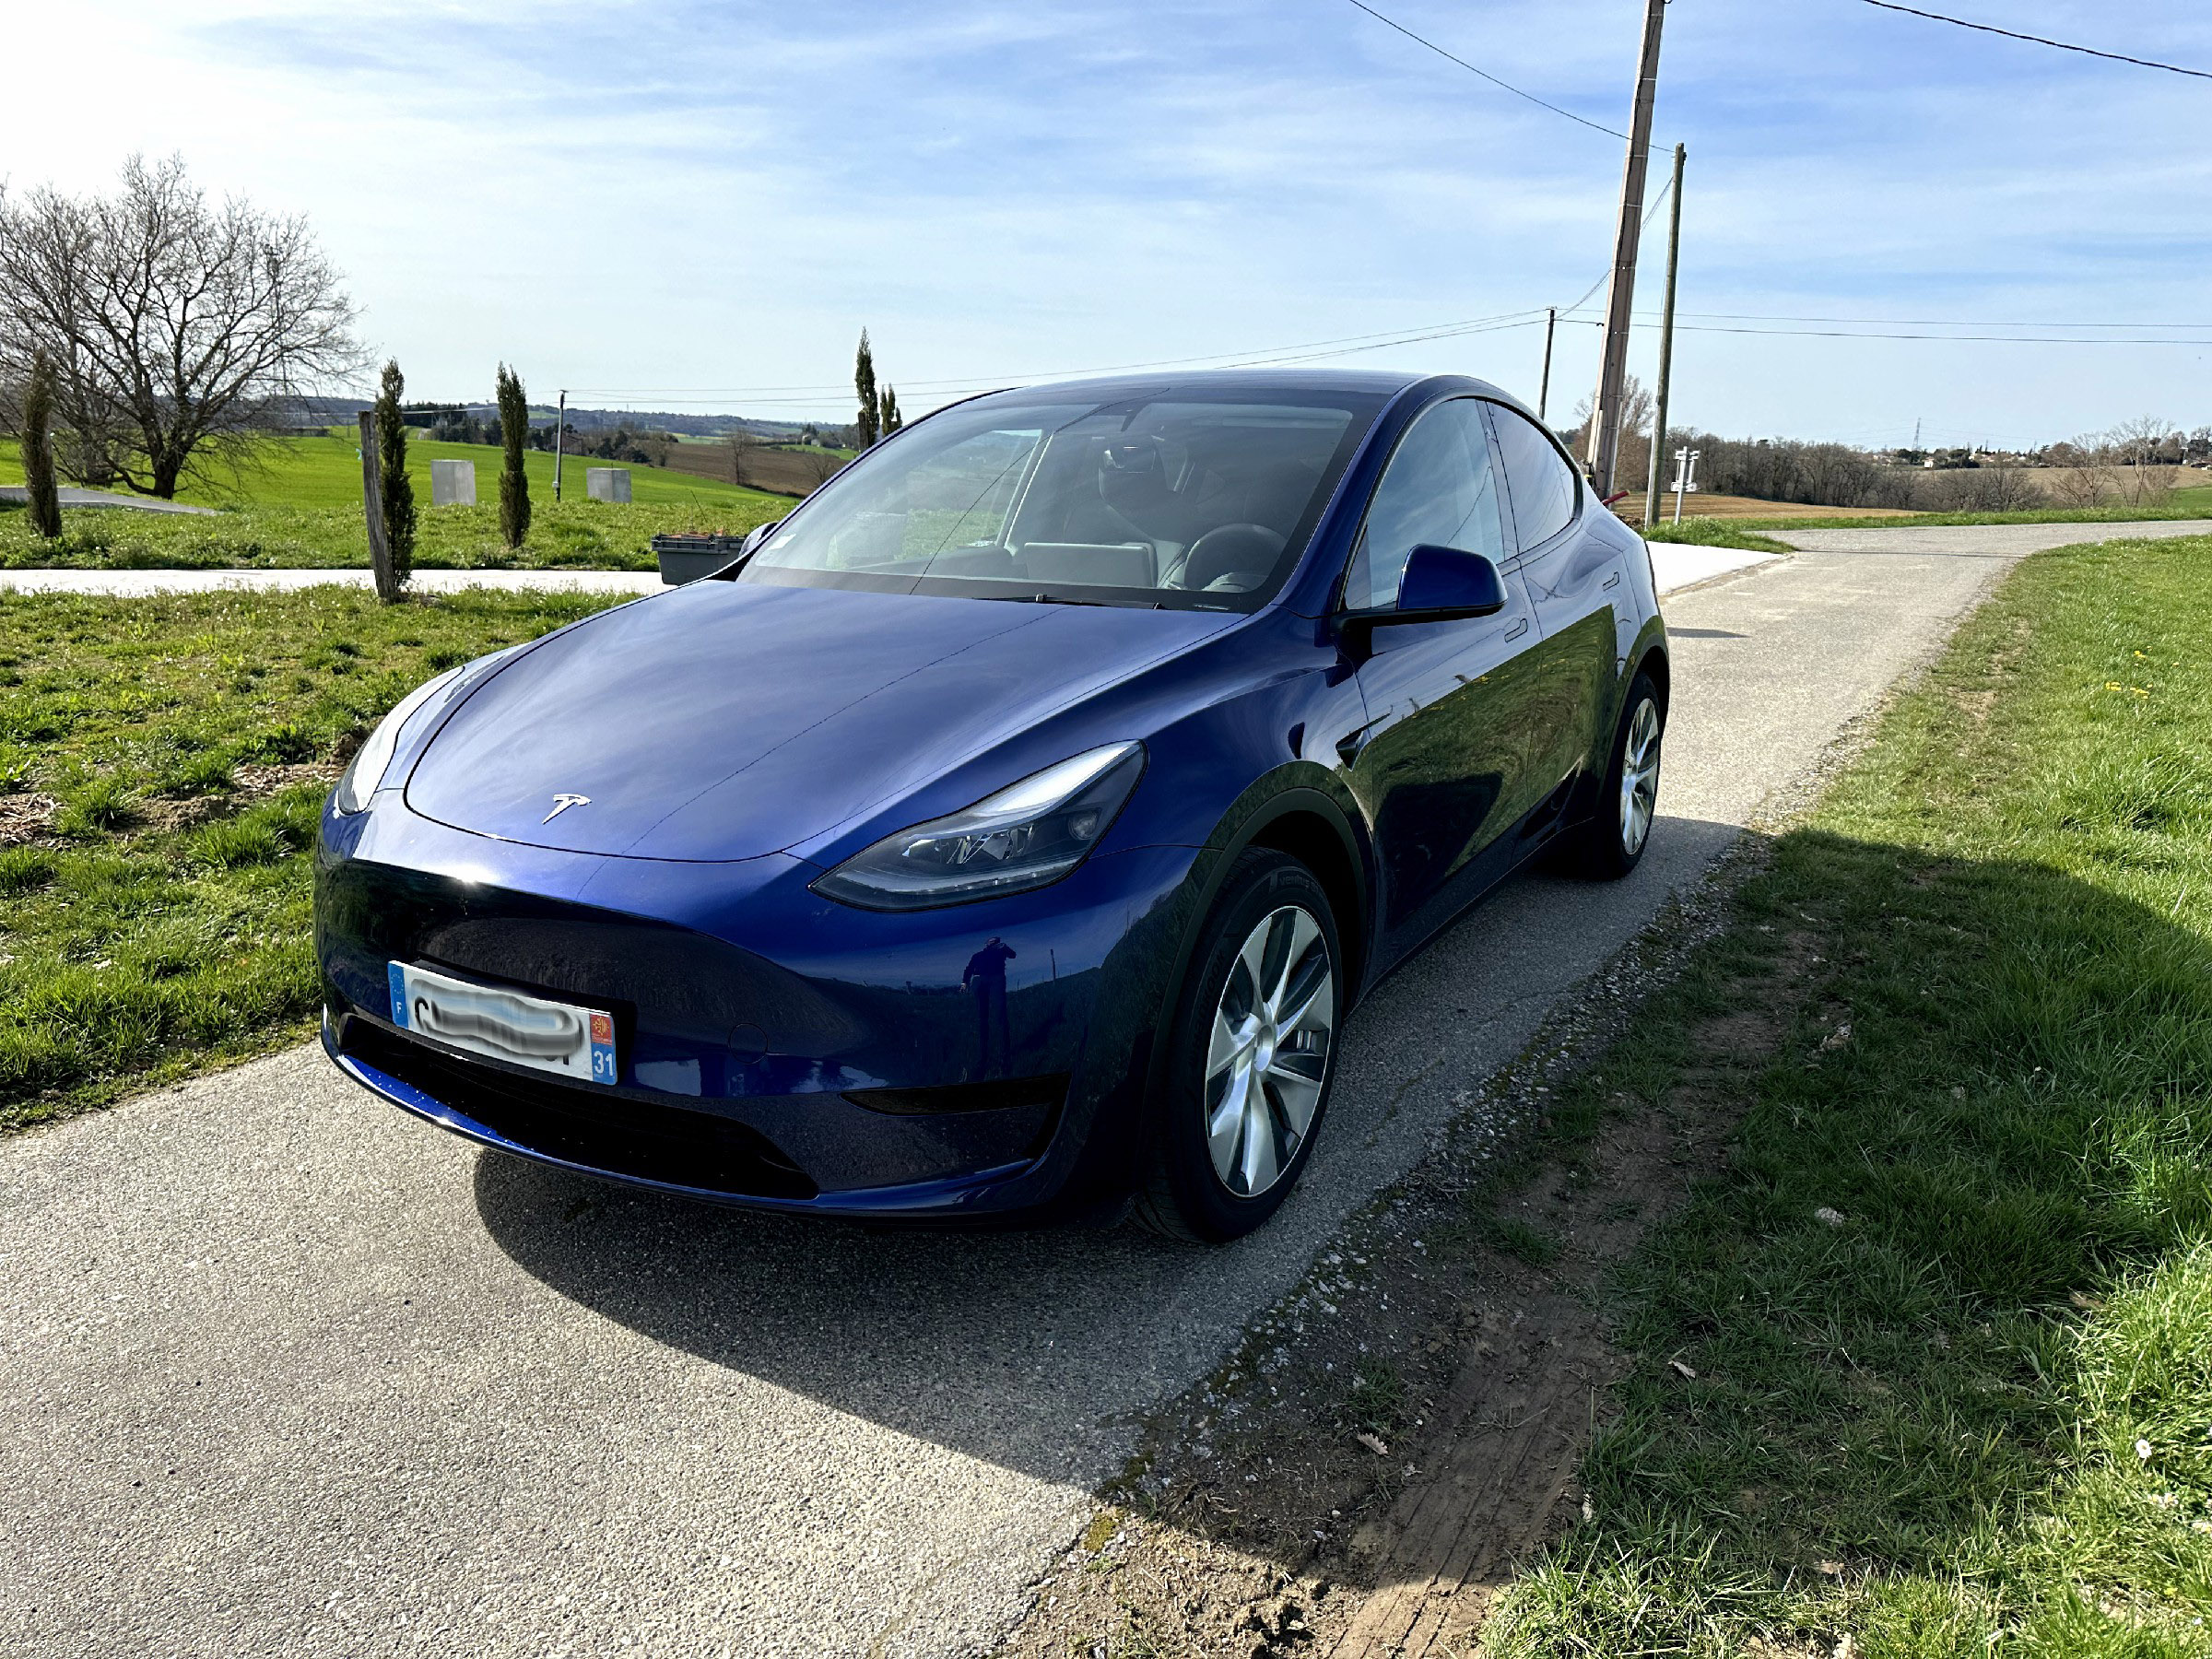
[1175,523,1287,591]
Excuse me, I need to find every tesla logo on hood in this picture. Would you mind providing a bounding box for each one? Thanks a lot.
[542,793,592,823]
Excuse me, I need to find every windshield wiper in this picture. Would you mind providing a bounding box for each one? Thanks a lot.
[981,593,1162,609]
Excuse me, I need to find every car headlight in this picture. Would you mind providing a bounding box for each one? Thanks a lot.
[810,742,1145,911]
[334,647,524,815]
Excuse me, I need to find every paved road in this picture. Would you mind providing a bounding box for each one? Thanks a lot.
[3,533,2036,1658]
[1767,517,2212,556]
[0,484,218,515]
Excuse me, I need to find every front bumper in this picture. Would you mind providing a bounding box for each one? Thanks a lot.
[315,798,1203,1218]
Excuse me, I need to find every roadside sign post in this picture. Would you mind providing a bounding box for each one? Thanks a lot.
[1672,447,1701,524]
[358,410,400,603]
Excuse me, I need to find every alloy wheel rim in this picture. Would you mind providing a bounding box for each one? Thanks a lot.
[1205,904,1335,1198]
[1618,698,1661,856]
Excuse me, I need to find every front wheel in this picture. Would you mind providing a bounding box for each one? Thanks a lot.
[1554,671,1664,880]
[1134,850,1341,1243]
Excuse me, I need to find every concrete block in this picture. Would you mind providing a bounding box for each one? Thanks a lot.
[429,459,477,506]
[586,467,632,504]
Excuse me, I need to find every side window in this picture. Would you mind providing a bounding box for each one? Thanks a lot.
[1487,403,1580,550]
[1343,399,1504,610]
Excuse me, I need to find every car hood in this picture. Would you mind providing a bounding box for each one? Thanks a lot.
[403,581,1235,861]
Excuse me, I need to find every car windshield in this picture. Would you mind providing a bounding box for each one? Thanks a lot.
[738,388,1381,610]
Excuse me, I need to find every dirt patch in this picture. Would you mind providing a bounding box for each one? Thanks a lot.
[231,760,343,798]
[110,763,342,835]
[996,904,1827,1659]
[0,792,61,849]
[133,794,224,832]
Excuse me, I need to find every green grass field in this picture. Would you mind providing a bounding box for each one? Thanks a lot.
[1485,535,2212,1655]
[0,429,781,510]
[0,588,630,1127]
[0,430,793,571]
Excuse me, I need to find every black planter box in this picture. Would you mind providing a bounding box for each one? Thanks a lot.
[651,533,746,585]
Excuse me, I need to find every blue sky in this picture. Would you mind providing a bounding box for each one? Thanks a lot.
[7,1,2208,444]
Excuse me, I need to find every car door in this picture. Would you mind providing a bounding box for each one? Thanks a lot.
[1484,400,1631,798]
[1335,397,1549,964]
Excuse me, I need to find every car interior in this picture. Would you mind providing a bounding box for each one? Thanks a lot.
[784,403,1358,601]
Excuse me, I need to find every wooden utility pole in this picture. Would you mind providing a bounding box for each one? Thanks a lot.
[358,410,400,603]
[1584,0,1667,497]
[1537,307,1558,423]
[1643,143,1687,531]
[553,389,568,500]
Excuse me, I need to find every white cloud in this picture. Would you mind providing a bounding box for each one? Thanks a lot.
[0,0,2204,434]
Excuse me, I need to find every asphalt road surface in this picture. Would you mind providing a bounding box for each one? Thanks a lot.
[0,530,2084,1657]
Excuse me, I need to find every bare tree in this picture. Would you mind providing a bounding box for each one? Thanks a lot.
[2106,414,2173,469]
[1570,375,1654,491]
[798,448,846,492]
[1924,465,2041,513]
[724,425,757,487]
[2089,417,2177,508]
[0,154,363,498]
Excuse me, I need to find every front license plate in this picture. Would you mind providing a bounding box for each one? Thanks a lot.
[388,961,618,1085]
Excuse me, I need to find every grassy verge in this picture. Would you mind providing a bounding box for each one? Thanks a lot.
[0,588,628,1129]
[1642,516,1794,555]
[1485,535,2212,1654]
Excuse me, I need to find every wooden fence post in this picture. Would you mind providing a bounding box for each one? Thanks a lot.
[359,410,399,603]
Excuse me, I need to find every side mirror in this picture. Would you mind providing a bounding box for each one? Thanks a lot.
[739,519,782,556]
[1395,544,1508,617]
[1337,545,1508,654]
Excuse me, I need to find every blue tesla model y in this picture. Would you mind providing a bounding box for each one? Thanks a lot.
[316,369,1667,1240]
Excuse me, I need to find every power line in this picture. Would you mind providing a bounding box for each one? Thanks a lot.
[1552,305,2212,331]
[1339,0,1629,138]
[1856,1,2212,81]
[1661,323,2212,347]
[1659,309,2212,330]
[559,273,2207,414]
[567,309,1558,401]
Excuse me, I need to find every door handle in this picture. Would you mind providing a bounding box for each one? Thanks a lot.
[1602,572,1621,590]
[1504,618,1529,641]
[1336,721,1382,766]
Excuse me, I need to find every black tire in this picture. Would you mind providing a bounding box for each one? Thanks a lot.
[1553,670,1665,880]
[1134,849,1343,1243]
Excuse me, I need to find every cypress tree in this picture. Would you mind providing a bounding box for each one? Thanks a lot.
[497,363,530,547]
[853,329,880,448]
[880,386,902,437]
[21,348,62,539]
[374,359,416,584]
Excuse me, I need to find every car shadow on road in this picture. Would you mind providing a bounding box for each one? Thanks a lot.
[469,813,1753,1487]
